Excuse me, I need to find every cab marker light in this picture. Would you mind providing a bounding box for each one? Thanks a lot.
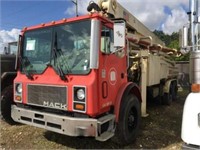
[74,103,85,111]
[191,84,200,93]
[15,96,21,101]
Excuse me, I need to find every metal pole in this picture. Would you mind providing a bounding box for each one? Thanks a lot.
[191,0,195,51]
[189,0,200,85]
[72,0,78,17]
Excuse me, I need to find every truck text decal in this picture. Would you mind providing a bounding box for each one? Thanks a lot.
[43,101,67,109]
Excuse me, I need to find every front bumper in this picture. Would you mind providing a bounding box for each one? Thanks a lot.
[11,105,97,137]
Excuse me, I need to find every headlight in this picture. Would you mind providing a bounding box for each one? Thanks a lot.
[77,89,85,100]
[16,84,22,94]
[73,87,86,112]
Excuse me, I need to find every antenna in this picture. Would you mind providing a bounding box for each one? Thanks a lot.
[72,0,78,17]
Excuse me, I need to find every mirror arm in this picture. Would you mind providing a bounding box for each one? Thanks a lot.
[112,47,124,54]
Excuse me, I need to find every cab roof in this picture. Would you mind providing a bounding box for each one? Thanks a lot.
[21,13,113,33]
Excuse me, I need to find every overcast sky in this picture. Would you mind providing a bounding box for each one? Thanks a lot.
[0,0,189,53]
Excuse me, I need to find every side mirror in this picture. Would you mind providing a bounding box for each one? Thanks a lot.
[113,20,126,58]
[114,20,126,48]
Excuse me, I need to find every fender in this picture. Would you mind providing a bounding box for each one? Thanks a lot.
[163,79,177,93]
[114,82,142,122]
[1,72,17,91]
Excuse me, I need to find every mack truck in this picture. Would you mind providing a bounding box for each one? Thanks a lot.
[4,0,178,144]
[181,0,200,149]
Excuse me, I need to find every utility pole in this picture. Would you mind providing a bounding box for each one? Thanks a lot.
[72,0,78,17]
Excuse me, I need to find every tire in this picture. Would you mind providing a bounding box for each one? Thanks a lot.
[162,82,174,105]
[171,82,178,101]
[1,85,16,124]
[115,94,141,144]
[162,92,172,105]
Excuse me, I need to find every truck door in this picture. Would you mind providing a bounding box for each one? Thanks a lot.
[98,24,127,112]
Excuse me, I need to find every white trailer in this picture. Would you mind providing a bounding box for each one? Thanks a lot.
[181,0,200,149]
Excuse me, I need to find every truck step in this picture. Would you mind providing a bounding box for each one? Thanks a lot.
[96,114,116,141]
[95,131,114,142]
[97,114,115,125]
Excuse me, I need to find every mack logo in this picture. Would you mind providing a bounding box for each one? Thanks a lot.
[43,101,67,109]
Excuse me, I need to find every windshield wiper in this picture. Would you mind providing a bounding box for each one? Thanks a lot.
[19,56,34,80]
[52,48,67,81]
[52,32,68,81]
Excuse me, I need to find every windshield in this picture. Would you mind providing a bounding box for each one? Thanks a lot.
[22,20,91,75]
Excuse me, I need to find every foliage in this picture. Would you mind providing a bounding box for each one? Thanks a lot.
[173,52,190,61]
[153,30,189,61]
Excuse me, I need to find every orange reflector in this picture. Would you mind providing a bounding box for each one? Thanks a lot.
[191,84,200,93]
[15,96,21,101]
[75,104,84,110]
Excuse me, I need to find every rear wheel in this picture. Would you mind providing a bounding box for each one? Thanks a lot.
[1,85,16,124]
[162,84,173,105]
[116,95,141,144]
[162,92,172,105]
[171,82,178,101]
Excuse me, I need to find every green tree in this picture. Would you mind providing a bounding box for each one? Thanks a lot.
[168,40,179,50]
[153,30,189,61]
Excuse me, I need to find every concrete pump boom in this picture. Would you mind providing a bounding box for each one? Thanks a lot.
[98,0,165,46]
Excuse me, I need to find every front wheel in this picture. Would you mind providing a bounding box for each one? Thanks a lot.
[115,94,141,144]
[1,85,16,124]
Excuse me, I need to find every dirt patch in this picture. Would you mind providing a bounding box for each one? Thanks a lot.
[0,90,188,149]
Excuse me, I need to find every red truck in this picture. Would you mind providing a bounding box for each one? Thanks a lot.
[2,0,178,144]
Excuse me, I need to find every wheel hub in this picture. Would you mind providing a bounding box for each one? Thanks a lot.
[128,113,135,127]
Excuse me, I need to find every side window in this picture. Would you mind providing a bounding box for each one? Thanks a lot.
[101,26,114,54]
[9,43,18,55]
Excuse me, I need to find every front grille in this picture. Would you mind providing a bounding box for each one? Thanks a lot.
[27,85,67,110]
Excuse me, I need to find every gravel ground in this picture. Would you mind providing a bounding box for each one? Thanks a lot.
[0,89,189,149]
